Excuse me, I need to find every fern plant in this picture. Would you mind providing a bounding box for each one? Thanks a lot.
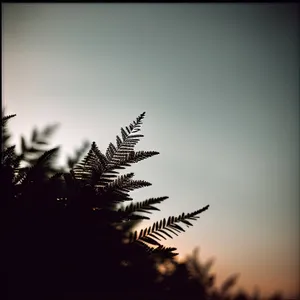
[66,111,210,257]
[1,111,210,299]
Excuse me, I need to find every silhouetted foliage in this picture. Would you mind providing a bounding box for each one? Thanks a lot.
[1,112,210,299]
[1,111,294,300]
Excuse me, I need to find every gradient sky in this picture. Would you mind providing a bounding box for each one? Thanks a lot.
[2,3,299,298]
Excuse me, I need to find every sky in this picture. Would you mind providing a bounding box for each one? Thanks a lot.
[2,3,299,298]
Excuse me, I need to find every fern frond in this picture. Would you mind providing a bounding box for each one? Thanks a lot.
[9,123,60,174]
[35,147,60,168]
[104,172,135,190]
[72,113,156,198]
[116,197,168,222]
[17,147,60,187]
[2,114,16,148]
[147,245,179,258]
[106,142,117,161]
[119,196,168,215]
[130,205,209,245]
[95,174,152,208]
[121,179,151,192]
[91,142,108,167]
[25,124,59,150]
[129,239,179,259]
[105,112,146,167]
[39,123,60,140]
[2,114,16,126]
[124,151,160,164]
[116,135,122,148]
[95,173,138,205]
[107,135,143,165]
[220,274,240,294]
[73,142,117,187]
[131,111,146,133]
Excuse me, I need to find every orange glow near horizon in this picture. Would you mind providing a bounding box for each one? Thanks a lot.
[174,242,299,298]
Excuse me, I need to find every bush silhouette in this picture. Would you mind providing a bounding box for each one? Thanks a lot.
[2,111,295,300]
[2,112,210,300]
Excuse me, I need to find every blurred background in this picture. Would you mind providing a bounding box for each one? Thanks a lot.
[2,3,299,298]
